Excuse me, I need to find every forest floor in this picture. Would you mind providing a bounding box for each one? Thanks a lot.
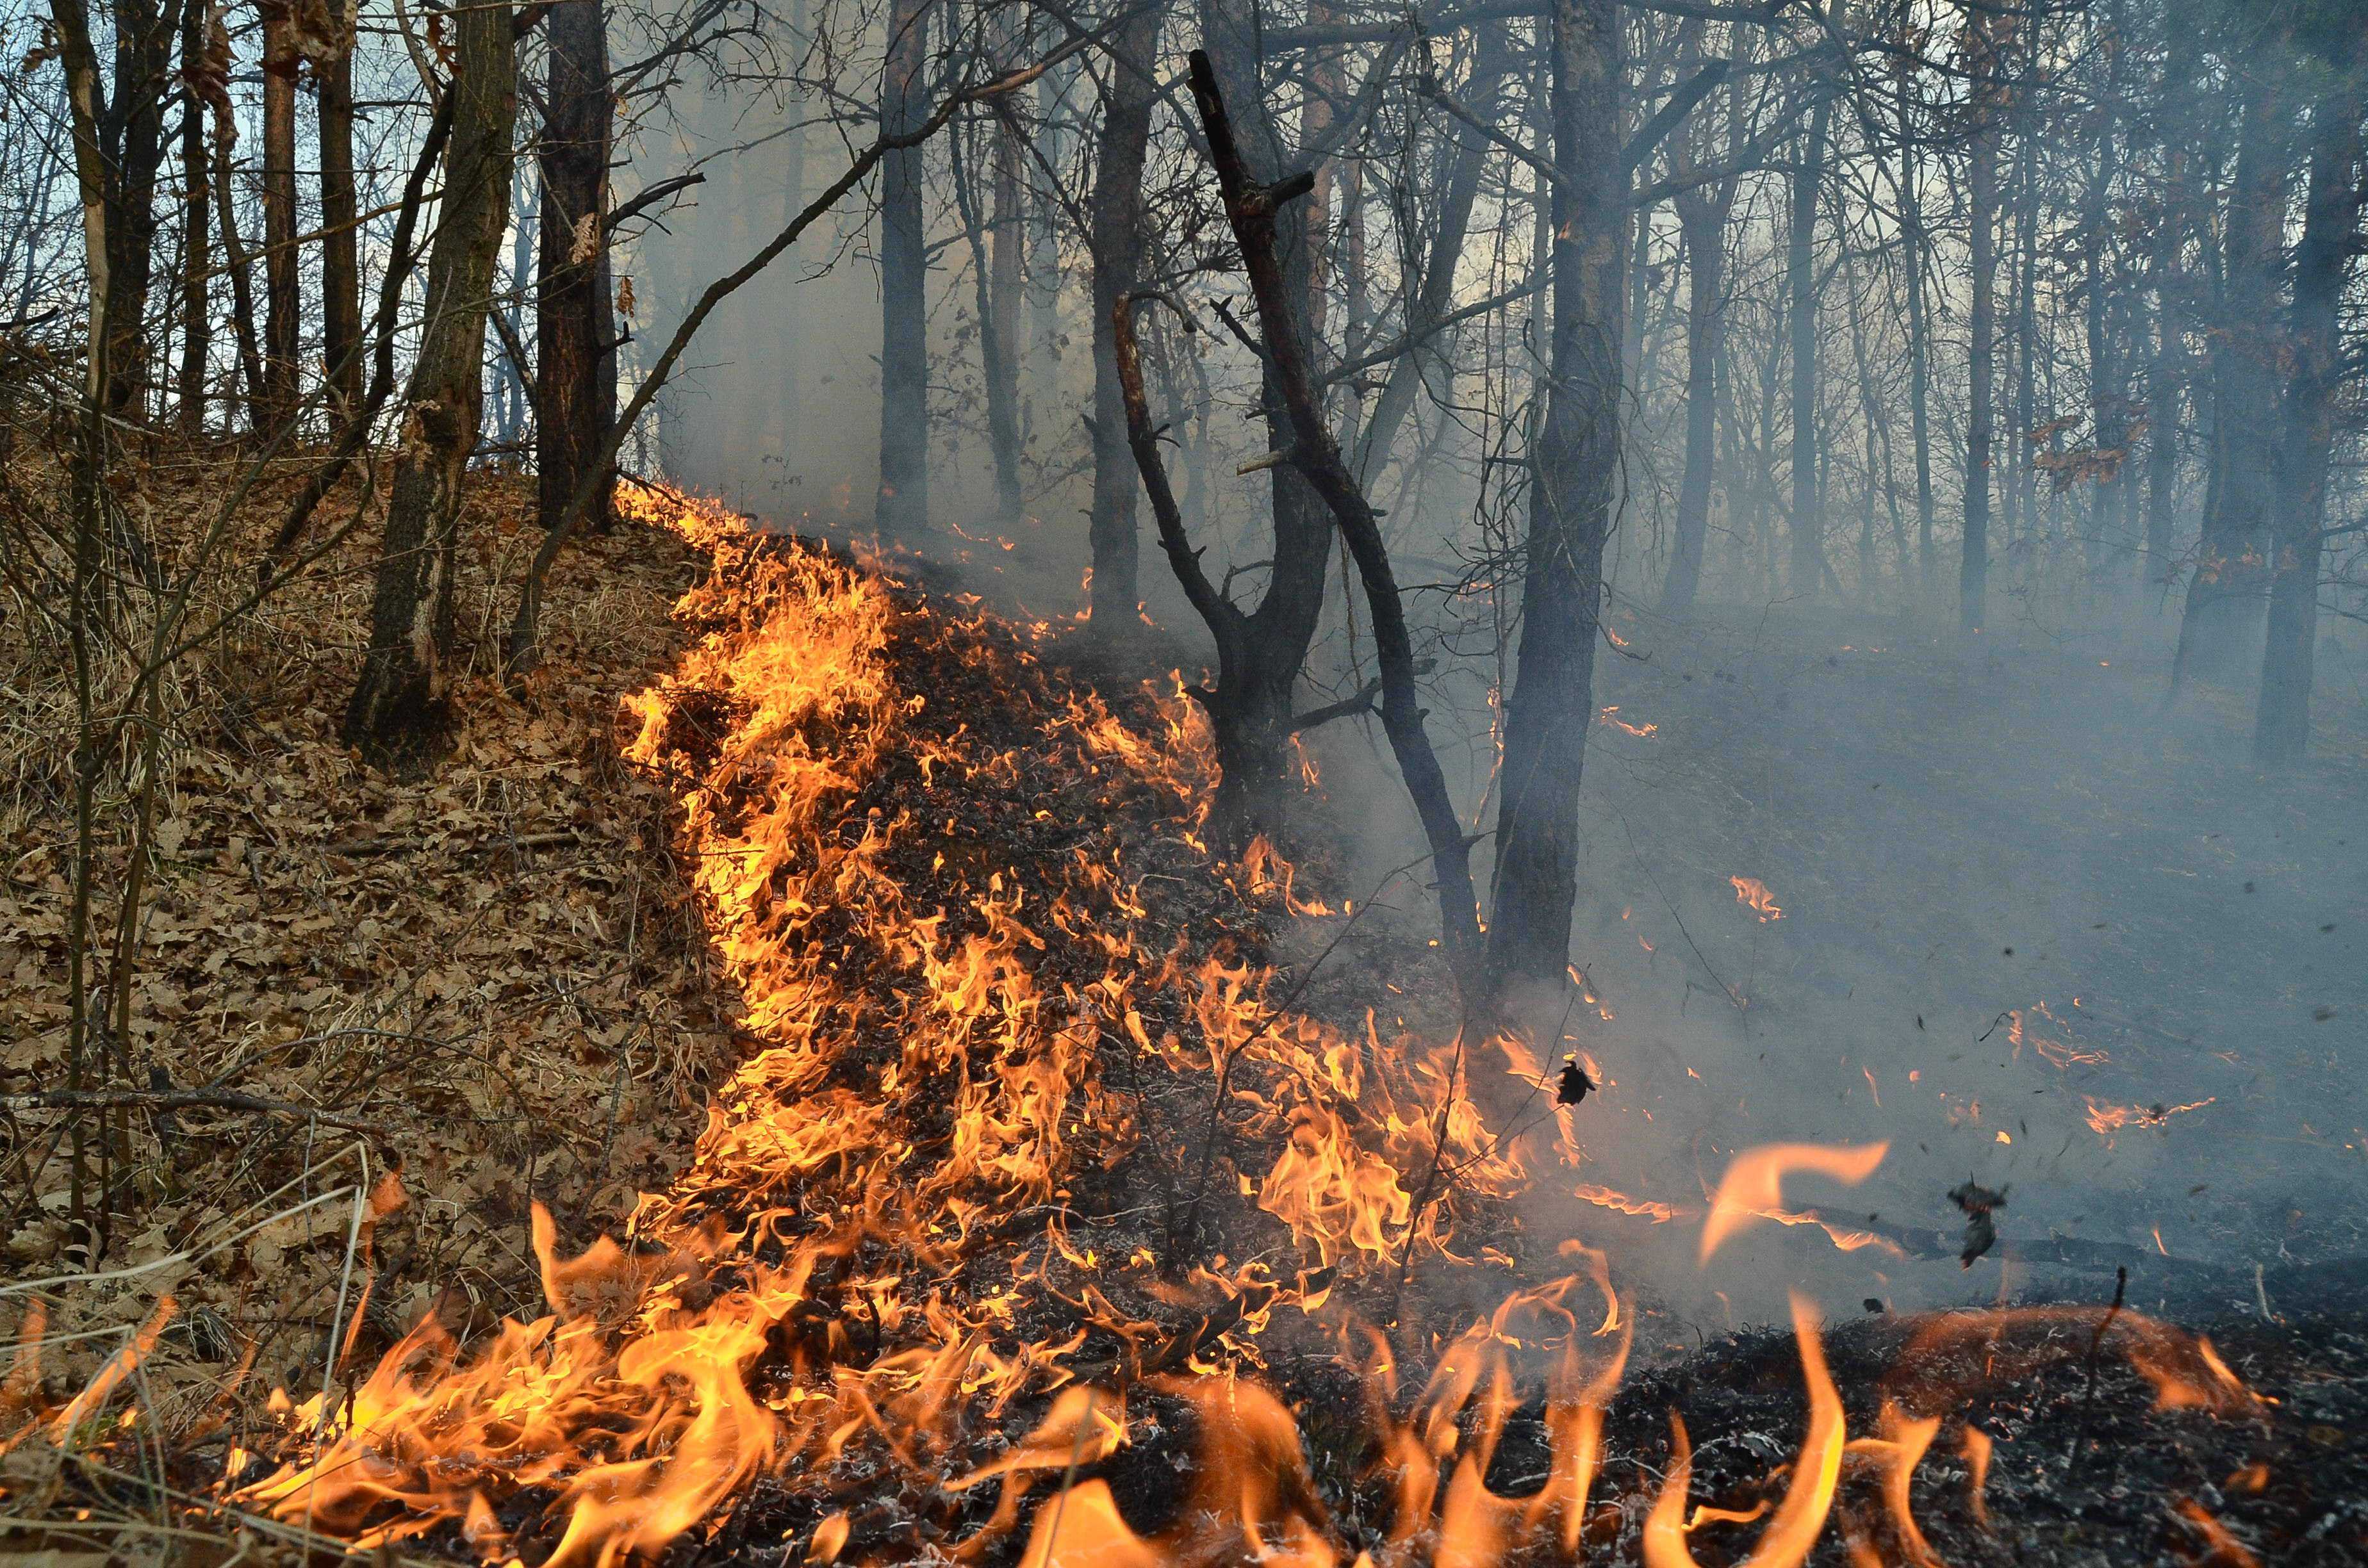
[2,458,744,1455]
[4,475,2364,1565]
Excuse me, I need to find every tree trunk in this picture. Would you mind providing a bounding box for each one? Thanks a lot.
[2253,58,2363,763]
[1898,139,1936,589]
[2176,61,2289,683]
[343,0,517,761]
[2007,123,2039,574]
[175,0,213,435]
[985,9,1025,525]
[536,0,613,535]
[2084,0,2130,584]
[99,0,172,420]
[1786,89,1830,598]
[1663,184,1722,614]
[258,0,301,427]
[876,0,933,539]
[1485,0,1624,1008]
[1193,0,1333,837]
[1150,53,1486,986]
[1085,2,1160,626]
[2144,160,2186,584]
[212,94,267,430]
[1961,6,2007,633]
[1354,26,1513,482]
[320,33,363,427]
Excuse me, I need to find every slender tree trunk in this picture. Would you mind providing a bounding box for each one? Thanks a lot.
[1023,60,1065,440]
[1663,186,1722,614]
[258,0,300,427]
[2141,27,2196,591]
[775,0,810,464]
[2143,146,2185,587]
[211,95,266,430]
[1486,0,1624,1008]
[1961,7,2007,632]
[97,0,172,420]
[1786,90,1830,597]
[1355,27,1513,481]
[876,0,933,538]
[1193,0,1333,836]
[985,7,1025,525]
[2085,0,2130,584]
[176,0,213,435]
[343,0,518,760]
[1178,49,1484,986]
[320,35,362,427]
[2176,61,2289,683]
[537,0,613,535]
[2253,58,2363,763]
[2007,125,2038,573]
[1899,140,1936,589]
[1086,1,1160,626]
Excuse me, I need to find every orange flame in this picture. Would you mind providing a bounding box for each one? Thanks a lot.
[1644,1293,1847,1568]
[1700,1142,1890,1263]
[1730,876,1782,920]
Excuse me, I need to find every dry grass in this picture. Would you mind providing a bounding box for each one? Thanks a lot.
[0,443,739,1482]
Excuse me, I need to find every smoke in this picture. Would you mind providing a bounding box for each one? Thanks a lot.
[613,11,2368,1344]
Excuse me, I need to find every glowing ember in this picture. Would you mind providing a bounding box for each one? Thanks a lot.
[2084,1095,2216,1145]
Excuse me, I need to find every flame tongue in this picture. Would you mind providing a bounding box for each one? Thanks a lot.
[1643,1293,1846,1568]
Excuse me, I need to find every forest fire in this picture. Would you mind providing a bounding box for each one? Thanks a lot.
[0,493,2224,1564]
[10,0,2367,1551]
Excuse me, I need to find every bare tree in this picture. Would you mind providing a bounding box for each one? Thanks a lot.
[344,0,519,758]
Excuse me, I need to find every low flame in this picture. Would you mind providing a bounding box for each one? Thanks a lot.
[1730,876,1783,921]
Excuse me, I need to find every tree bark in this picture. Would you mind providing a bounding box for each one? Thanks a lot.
[984,6,1025,525]
[1960,1,2009,633]
[343,0,518,762]
[1786,86,1830,598]
[2176,57,2290,683]
[1174,49,1485,984]
[1190,0,1334,836]
[536,0,614,535]
[1085,2,1160,626]
[1898,138,1936,589]
[175,0,214,435]
[258,0,301,427]
[876,0,933,539]
[320,33,363,428]
[2253,53,2364,763]
[1485,0,1624,1008]
[1661,184,1722,614]
[212,86,267,430]
[99,0,173,419]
